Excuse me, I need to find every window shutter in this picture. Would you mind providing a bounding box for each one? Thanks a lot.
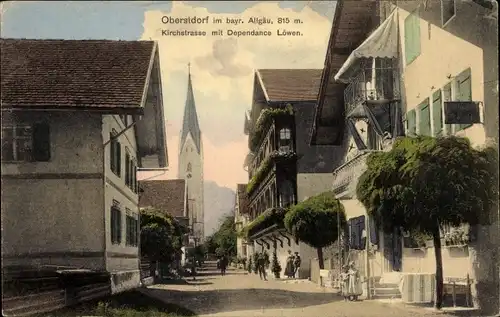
[110,134,115,172]
[432,90,443,136]
[456,68,472,131]
[412,12,421,59]
[418,99,431,136]
[406,110,416,136]
[359,217,366,250]
[443,83,453,134]
[116,142,122,177]
[32,123,51,161]
[404,14,413,65]
[117,209,122,243]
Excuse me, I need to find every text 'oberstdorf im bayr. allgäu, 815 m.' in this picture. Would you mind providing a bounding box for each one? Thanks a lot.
[160,15,305,37]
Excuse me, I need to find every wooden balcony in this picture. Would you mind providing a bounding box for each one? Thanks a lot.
[344,58,400,117]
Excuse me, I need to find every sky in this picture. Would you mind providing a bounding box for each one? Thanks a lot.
[1,1,336,190]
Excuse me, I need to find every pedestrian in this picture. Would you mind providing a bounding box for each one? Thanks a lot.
[257,252,267,281]
[285,250,295,278]
[293,252,301,278]
[219,255,228,276]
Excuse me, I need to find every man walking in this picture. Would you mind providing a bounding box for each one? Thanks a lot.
[257,252,267,281]
[293,252,301,279]
[219,255,228,276]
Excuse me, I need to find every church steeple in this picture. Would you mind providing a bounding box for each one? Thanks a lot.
[180,63,201,154]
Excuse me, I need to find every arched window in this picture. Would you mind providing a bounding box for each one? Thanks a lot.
[187,163,192,172]
[278,128,292,152]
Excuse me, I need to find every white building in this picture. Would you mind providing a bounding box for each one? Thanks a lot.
[177,67,205,242]
[1,39,168,294]
[312,0,498,311]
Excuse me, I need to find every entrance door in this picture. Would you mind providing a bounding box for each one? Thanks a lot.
[383,229,402,272]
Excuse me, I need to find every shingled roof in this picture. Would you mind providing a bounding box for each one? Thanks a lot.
[256,69,323,102]
[0,39,156,111]
[139,179,186,218]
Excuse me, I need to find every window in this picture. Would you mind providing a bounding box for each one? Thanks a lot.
[404,11,421,65]
[454,68,472,132]
[441,0,456,26]
[406,109,417,136]
[187,163,192,172]
[2,123,51,162]
[111,204,122,245]
[432,90,443,136]
[126,213,138,246]
[348,216,366,250]
[278,128,292,152]
[417,98,431,136]
[110,131,121,177]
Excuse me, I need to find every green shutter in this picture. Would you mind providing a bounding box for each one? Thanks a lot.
[125,153,130,186]
[432,90,443,136]
[406,109,417,136]
[32,123,51,161]
[443,83,453,134]
[455,68,472,131]
[405,12,421,65]
[418,99,431,136]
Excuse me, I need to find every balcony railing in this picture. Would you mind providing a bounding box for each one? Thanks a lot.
[332,150,377,196]
[344,58,400,117]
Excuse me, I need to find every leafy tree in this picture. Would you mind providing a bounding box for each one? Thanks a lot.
[284,191,347,269]
[271,252,282,278]
[203,214,237,257]
[356,136,498,310]
[140,208,189,269]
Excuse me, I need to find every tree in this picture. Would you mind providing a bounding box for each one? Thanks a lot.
[356,136,498,310]
[140,208,189,269]
[203,214,237,257]
[284,191,347,269]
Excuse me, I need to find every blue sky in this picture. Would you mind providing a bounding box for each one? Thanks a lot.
[1,1,336,188]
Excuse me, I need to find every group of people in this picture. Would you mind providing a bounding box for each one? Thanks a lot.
[284,250,301,279]
[216,255,229,276]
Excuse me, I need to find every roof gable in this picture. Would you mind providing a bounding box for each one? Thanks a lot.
[0,38,156,111]
[139,179,186,218]
[256,69,323,102]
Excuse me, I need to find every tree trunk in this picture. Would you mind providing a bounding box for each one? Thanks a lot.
[317,247,325,270]
[432,229,444,310]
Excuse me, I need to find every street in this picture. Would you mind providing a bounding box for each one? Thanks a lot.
[141,262,460,317]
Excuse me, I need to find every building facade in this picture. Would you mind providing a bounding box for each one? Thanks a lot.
[242,69,345,278]
[313,0,498,310]
[1,39,168,294]
[177,68,204,242]
[234,184,249,259]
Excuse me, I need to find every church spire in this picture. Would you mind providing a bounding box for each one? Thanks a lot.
[180,63,201,154]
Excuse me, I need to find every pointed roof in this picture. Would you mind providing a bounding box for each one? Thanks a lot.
[180,64,201,154]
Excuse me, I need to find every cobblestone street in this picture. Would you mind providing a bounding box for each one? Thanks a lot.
[141,263,462,317]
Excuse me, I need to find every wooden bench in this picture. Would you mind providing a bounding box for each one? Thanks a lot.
[443,275,472,307]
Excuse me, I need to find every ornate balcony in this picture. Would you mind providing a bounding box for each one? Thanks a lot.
[332,150,377,197]
[344,58,400,117]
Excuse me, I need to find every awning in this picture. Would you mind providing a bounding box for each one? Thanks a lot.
[334,9,398,83]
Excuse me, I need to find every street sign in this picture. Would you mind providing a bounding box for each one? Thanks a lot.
[444,101,481,124]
